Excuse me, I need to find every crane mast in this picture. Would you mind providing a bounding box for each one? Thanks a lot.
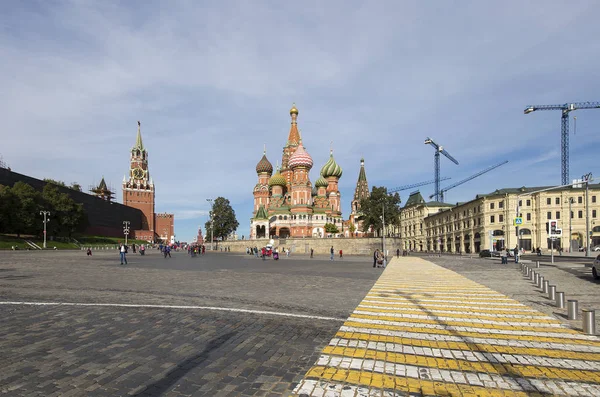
[424,137,459,202]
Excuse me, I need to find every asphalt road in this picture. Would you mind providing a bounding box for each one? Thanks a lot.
[0,250,382,396]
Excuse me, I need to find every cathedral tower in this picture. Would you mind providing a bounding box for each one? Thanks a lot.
[253,149,273,215]
[123,121,155,233]
[320,149,343,216]
[281,104,300,191]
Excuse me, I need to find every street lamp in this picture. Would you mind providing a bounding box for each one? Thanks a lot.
[122,221,130,245]
[583,173,593,257]
[40,211,50,249]
[206,198,214,251]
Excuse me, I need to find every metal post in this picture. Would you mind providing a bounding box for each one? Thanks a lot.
[543,280,549,294]
[122,221,130,245]
[551,238,554,264]
[582,310,596,335]
[382,202,386,267]
[548,285,556,300]
[584,173,592,258]
[39,211,51,249]
[555,292,565,308]
[538,275,544,289]
[567,300,578,320]
[534,273,539,285]
[535,261,540,268]
[530,270,535,281]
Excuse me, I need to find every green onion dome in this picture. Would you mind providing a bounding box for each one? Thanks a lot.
[320,151,343,178]
[269,168,286,187]
[256,153,273,174]
[315,174,328,188]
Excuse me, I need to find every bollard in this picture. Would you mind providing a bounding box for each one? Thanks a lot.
[534,273,540,285]
[555,292,565,308]
[582,310,596,335]
[530,271,535,282]
[543,280,549,294]
[548,285,556,301]
[567,300,578,320]
[538,275,544,289]
[536,260,540,268]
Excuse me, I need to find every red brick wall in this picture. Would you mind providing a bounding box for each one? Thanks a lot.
[155,213,174,242]
[123,189,155,232]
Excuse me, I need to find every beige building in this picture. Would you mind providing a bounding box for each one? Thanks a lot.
[399,191,452,252]
[405,184,600,253]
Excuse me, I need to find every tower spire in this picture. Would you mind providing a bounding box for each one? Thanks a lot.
[135,121,144,150]
[286,104,300,145]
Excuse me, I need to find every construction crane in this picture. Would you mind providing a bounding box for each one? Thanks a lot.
[430,160,509,203]
[389,177,451,193]
[424,137,459,202]
[524,102,600,185]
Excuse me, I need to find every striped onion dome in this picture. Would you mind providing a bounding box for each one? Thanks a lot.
[268,168,286,187]
[320,151,343,178]
[315,174,328,188]
[256,153,273,174]
[288,141,313,169]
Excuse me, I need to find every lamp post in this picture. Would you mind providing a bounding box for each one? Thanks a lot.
[583,173,593,257]
[206,198,214,251]
[569,198,574,252]
[40,211,50,249]
[122,221,130,245]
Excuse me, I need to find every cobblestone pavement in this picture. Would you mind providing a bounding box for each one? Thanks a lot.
[293,257,600,396]
[0,250,381,396]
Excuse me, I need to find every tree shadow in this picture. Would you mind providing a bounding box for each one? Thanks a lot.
[133,331,236,396]
[391,290,554,396]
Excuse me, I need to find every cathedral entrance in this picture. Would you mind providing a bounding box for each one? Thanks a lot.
[256,225,266,239]
[278,228,290,238]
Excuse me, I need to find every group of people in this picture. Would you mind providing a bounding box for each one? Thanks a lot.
[188,245,206,257]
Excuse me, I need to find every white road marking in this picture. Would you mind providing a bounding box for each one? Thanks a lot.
[339,326,600,353]
[0,301,347,322]
[293,379,407,396]
[357,304,551,319]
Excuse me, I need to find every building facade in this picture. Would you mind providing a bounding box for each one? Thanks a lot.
[423,185,600,253]
[249,105,344,239]
[122,121,174,242]
[400,191,452,252]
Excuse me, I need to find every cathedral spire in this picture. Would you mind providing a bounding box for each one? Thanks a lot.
[354,157,369,202]
[135,121,144,150]
[287,104,300,145]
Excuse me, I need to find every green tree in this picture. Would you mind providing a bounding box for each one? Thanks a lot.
[348,222,356,237]
[43,178,66,187]
[10,182,43,236]
[205,197,239,242]
[42,184,87,237]
[359,186,401,235]
[0,185,21,234]
[70,182,82,192]
[324,222,339,234]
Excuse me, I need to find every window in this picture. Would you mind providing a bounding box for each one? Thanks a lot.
[556,211,560,219]
[593,210,597,218]
[526,213,531,221]
[547,212,552,220]
[571,211,573,219]
[578,210,583,219]
[490,215,495,223]
[578,196,583,204]
[490,203,495,210]
[555,197,560,205]
[526,199,531,206]
[593,196,596,203]
[499,201,504,209]
[546,198,551,205]
[499,214,504,222]
[518,200,522,207]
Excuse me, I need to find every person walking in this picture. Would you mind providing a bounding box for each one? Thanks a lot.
[339,249,343,259]
[396,248,400,258]
[373,249,379,268]
[310,248,314,258]
[330,246,334,261]
[500,249,507,264]
[119,243,128,265]
[513,245,519,263]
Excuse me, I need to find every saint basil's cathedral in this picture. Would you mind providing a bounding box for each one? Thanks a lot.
[250,104,346,239]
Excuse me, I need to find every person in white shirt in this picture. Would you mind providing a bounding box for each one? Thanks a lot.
[120,243,128,265]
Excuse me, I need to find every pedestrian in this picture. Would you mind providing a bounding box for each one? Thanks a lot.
[119,243,128,265]
[396,248,400,258]
[261,247,266,260]
[286,248,290,257]
[339,249,343,259]
[500,249,507,264]
[310,248,314,258]
[86,248,92,256]
[513,245,519,263]
[373,249,378,268]
[132,243,136,254]
[140,244,145,256]
[330,246,334,261]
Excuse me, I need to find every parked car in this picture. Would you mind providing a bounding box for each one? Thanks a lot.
[479,250,492,258]
[593,255,600,280]
[593,245,600,252]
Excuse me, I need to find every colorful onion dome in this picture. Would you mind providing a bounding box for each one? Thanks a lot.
[269,168,286,187]
[320,151,343,178]
[288,141,313,169]
[290,103,298,115]
[315,174,328,188]
[256,153,273,174]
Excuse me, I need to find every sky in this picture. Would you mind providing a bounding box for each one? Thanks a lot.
[2,1,600,243]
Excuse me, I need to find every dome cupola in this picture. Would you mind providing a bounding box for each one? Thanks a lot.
[268,167,286,187]
[320,150,343,178]
[315,174,328,188]
[288,141,313,169]
[255,151,273,174]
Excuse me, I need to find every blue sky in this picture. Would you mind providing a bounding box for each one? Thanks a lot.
[2,1,600,242]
